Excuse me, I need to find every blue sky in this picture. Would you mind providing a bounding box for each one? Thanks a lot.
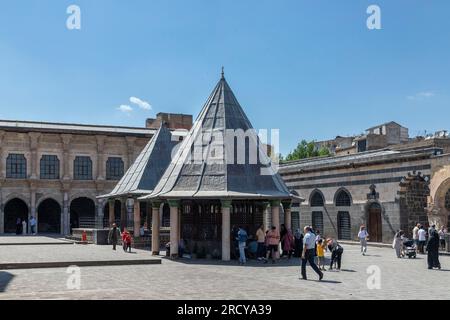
[0,0,449,155]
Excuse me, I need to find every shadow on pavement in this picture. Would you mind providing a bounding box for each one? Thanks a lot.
[0,271,15,292]
[163,257,305,268]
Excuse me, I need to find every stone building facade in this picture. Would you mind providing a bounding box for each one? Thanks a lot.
[279,140,450,243]
[0,118,188,235]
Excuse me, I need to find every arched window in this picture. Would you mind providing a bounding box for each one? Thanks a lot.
[6,154,27,179]
[310,191,324,207]
[335,189,351,207]
[40,155,60,179]
[445,189,450,210]
[73,156,92,180]
[106,157,124,180]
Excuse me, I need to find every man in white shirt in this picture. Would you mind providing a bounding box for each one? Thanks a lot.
[358,226,369,255]
[300,226,323,281]
[418,226,427,254]
[412,223,420,246]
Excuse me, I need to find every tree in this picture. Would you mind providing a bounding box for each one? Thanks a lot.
[284,140,330,162]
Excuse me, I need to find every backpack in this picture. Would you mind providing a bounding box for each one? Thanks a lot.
[238,230,248,243]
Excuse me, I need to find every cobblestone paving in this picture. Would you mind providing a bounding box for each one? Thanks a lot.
[0,245,449,300]
[0,243,158,264]
[0,235,70,245]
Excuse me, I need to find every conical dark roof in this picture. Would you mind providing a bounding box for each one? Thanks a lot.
[99,124,178,199]
[141,74,293,200]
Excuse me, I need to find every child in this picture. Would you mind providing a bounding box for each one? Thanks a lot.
[316,239,326,271]
[122,229,132,253]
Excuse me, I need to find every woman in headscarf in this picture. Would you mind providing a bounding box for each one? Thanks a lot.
[393,230,404,258]
[282,228,294,259]
[294,228,303,258]
[426,230,441,269]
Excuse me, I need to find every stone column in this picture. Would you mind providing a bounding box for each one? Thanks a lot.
[108,199,115,227]
[271,200,281,232]
[96,200,104,229]
[63,192,70,235]
[61,134,72,180]
[262,201,270,231]
[0,131,5,179]
[133,199,141,238]
[282,200,292,231]
[126,198,134,230]
[31,190,36,234]
[221,200,232,261]
[0,197,4,234]
[168,200,180,258]
[151,201,161,255]
[120,198,127,231]
[29,132,41,180]
[96,135,106,180]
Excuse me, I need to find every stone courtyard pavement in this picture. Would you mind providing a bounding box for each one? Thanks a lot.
[0,242,449,300]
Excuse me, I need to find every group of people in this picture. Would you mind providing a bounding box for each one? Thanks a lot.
[14,216,37,235]
[411,223,447,269]
[235,224,344,281]
[108,223,132,253]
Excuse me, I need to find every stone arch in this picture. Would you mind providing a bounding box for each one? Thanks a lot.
[4,198,29,234]
[3,193,30,208]
[334,188,352,207]
[70,197,96,230]
[429,176,450,229]
[309,189,325,207]
[37,198,62,233]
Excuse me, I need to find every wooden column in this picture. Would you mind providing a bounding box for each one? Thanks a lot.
[133,200,141,238]
[283,200,292,231]
[151,201,161,255]
[168,200,180,258]
[221,200,232,261]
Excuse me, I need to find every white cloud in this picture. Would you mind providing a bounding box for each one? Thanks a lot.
[117,105,133,113]
[407,91,435,100]
[130,96,152,110]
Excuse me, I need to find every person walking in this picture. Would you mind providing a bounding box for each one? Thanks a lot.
[237,226,248,265]
[300,226,323,281]
[393,230,404,258]
[412,223,420,247]
[256,224,266,261]
[293,228,303,258]
[22,219,27,235]
[438,226,447,250]
[282,228,294,259]
[358,225,369,255]
[29,216,37,235]
[122,228,132,253]
[418,226,427,254]
[108,223,121,250]
[264,226,280,264]
[426,230,441,269]
[16,218,22,235]
[327,238,344,270]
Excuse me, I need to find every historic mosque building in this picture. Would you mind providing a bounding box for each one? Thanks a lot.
[1,73,449,257]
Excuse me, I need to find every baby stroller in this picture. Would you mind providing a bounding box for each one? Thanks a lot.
[402,239,417,259]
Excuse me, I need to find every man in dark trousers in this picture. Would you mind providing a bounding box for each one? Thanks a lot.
[108,223,121,250]
[301,226,323,281]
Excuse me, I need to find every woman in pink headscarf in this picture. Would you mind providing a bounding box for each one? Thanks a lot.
[282,229,295,259]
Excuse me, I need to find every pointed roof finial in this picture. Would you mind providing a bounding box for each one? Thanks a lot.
[221,66,225,79]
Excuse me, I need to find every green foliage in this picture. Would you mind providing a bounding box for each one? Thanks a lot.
[284,140,331,162]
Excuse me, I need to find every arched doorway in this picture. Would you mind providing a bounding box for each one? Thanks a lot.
[103,200,121,227]
[70,197,96,230]
[337,211,351,240]
[37,199,61,233]
[368,202,382,242]
[4,198,29,234]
